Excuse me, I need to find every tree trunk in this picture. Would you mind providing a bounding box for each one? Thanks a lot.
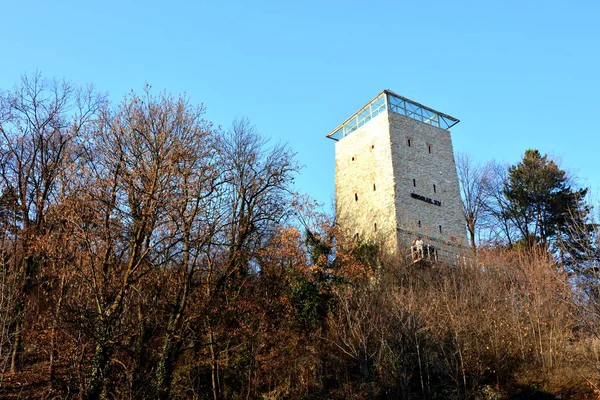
[10,255,36,373]
[9,319,22,373]
[49,275,66,387]
[467,219,477,254]
[156,337,182,400]
[208,324,220,400]
[85,339,112,400]
[131,305,152,397]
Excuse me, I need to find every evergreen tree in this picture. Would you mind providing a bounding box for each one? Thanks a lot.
[502,150,592,259]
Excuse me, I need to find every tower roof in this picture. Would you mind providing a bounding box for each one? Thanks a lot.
[326,90,459,141]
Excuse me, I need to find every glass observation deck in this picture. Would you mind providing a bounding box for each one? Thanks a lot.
[326,90,459,141]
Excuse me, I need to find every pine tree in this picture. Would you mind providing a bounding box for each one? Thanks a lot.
[503,150,592,259]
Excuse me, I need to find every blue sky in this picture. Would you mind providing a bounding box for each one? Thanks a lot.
[2,0,599,212]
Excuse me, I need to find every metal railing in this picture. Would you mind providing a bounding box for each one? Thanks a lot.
[408,244,472,267]
[326,90,459,141]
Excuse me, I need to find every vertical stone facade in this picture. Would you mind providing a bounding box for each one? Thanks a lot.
[331,91,467,256]
[388,112,467,250]
[335,112,398,251]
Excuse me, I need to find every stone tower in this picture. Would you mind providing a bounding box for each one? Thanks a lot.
[327,90,467,262]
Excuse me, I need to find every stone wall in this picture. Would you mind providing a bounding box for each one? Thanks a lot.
[388,111,467,250]
[334,112,398,251]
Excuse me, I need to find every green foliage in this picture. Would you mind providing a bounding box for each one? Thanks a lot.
[503,150,592,254]
[285,229,335,330]
[351,242,379,272]
[289,276,331,330]
[305,228,332,267]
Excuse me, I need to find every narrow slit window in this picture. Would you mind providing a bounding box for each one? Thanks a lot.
[428,144,432,153]
[355,193,358,201]
[371,144,375,150]
[374,223,377,231]
[352,156,355,161]
[373,183,376,191]
[355,232,360,242]
[407,138,411,147]
[439,225,442,234]
[413,179,416,187]
[433,184,436,193]
[418,220,421,228]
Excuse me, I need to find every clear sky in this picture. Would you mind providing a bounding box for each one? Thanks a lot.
[2,0,599,213]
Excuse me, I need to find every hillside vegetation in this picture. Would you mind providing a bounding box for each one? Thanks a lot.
[1,74,599,399]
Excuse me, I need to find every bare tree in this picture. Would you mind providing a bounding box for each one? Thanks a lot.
[0,72,104,372]
[153,100,220,400]
[216,117,298,277]
[59,87,213,400]
[480,160,518,246]
[191,118,299,400]
[456,152,491,252]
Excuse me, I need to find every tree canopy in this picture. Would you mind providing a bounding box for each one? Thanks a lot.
[502,150,591,252]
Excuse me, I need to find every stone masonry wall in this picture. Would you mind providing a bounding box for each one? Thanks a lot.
[388,111,468,251]
[335,112,398,251]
